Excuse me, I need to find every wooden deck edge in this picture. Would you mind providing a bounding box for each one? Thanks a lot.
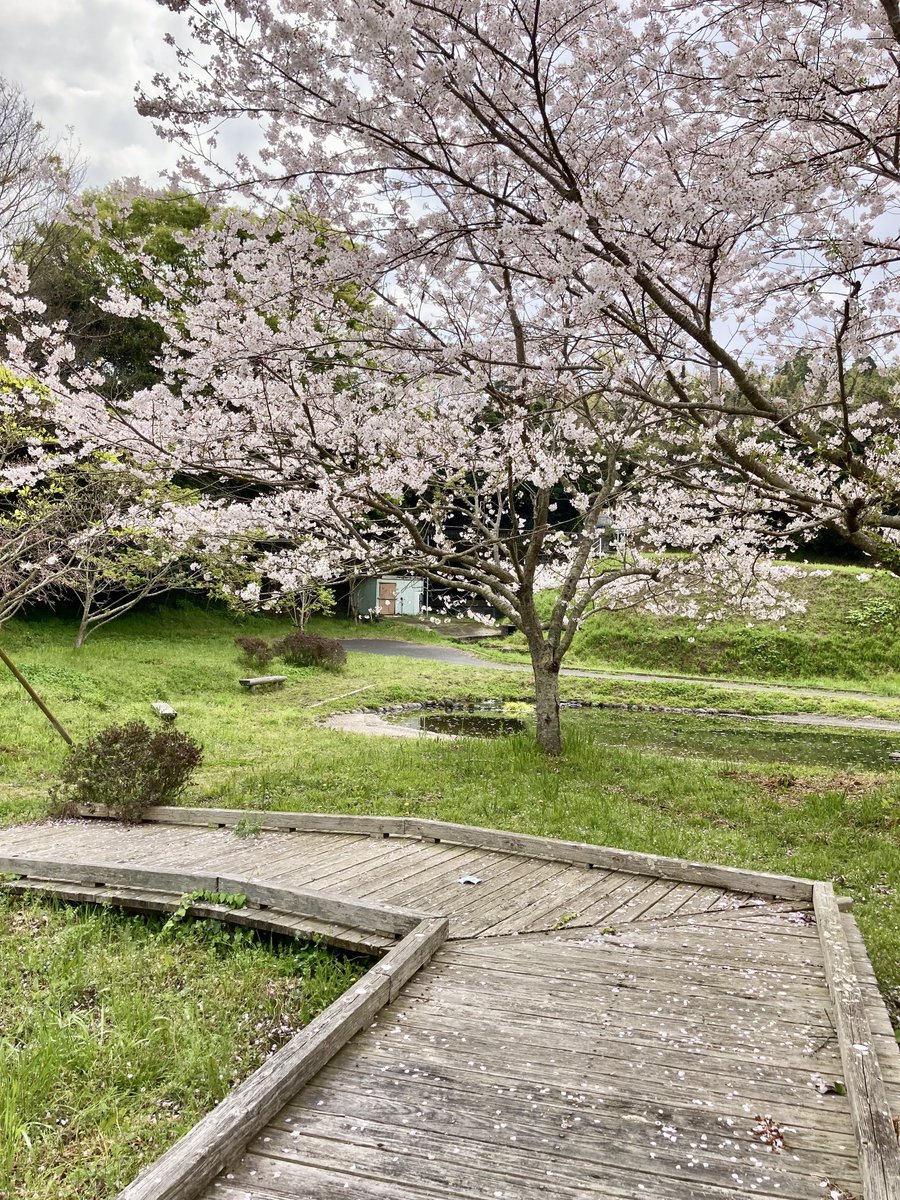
[842,912,900,1107]
[116,914,449,1200]
[0,878,396,956]
[0,855,427,937]
[73,804,816,900]
[813,882,900,1200]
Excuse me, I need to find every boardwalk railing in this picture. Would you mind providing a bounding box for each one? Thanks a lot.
[2,809,896,1200]
[75,802,817,898]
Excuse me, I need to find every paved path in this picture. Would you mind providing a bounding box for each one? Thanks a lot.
[341,638,899,703]
[341,640,900,735]
[1,810,898,1200]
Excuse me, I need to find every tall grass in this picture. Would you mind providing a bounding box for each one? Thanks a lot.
[0,893,368,1200]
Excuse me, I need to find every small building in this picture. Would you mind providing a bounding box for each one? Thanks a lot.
[352,575,425,617]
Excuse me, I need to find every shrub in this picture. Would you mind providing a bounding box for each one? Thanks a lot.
[50,721,203,822]
[234,635,276,669]
[275,630,347,672]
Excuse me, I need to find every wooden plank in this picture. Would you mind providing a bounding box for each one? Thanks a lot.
[443,856,565,921]
[239,675,287,687]
[351,842,476,898]
[216,876,425,937]
[624,907,821,940]
[319,1056,859,1147]
[383,992,846,1078]
[395,986,843,1074]
[205,1172,456,1200]
[365,1019,850,1125]
[224,1140,848,1200]
[813,882,900,1200]
[317,1056,857,1144]
[0,823,94,854]
[117,916,448,1200]
[0,855,220,895]
[401,966,837,1034]
[400,964,837,1035]
[353,1034,856,1130]
[174,831,372,878]
[637,880,706,920]
[558,926,826,973]
[284,1077,862,1173]
[565,872,665,927]
[79,806,815,898]
[459,861,596,938]
[0,856,426,937]
[435,941,833,1005]
[484,865,615,936]
[519,866,659,931]
[843,914,900,1101]
[262,836,423,889]
[1,879,394,955]
[383,845,525,907]
[248,1104,852,1200]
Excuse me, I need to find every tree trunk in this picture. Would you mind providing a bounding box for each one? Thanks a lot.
[74,590,92,650]
[532,652,562,755]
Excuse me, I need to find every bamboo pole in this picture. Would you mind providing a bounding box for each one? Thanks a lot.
[0,644,73,745]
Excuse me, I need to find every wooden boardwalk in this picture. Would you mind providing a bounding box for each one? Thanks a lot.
[1,807,897,1200]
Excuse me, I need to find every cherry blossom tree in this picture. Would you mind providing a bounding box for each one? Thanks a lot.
[9,0,900,750]
[62,466,198,650]
[0,77,82,262]
[137,0,900,571]
[50,213,799,753]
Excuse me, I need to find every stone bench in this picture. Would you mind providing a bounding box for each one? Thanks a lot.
[151,701,177,722]
[239,675,288,691]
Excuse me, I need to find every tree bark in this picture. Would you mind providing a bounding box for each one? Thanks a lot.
[531,651,563,755]
[74,589,92,650]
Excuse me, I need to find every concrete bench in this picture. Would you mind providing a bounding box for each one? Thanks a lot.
[239,675,288,691]
[151,701,177,722]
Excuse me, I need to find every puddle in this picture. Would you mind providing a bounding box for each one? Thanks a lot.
[387,711,526,738]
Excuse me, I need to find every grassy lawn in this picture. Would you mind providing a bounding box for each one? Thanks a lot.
[1,602,898,1040]
[0,893,368,1200]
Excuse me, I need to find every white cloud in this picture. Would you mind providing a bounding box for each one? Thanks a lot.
[0,0,260,190]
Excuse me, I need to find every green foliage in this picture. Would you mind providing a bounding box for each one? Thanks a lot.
[50,721,203,821]
[20,187,212,396]
[844,597,900,631]
[557,563,900,687]
[275,630,346,672]
[275,583,336,629]
[160,889,247,936]
[233,817,262,838]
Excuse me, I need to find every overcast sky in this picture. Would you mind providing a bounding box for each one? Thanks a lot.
[0,0,202,188]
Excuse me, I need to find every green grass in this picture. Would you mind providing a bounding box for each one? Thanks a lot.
[1,603,898,1034]
[480,562,900,694]
[0,893,368,1200]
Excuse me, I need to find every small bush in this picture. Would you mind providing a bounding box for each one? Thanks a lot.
[234,636,276,669]
[50,721,203,822]
[275,630,347,672]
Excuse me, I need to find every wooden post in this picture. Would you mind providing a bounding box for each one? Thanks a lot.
[0,644,73,745]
